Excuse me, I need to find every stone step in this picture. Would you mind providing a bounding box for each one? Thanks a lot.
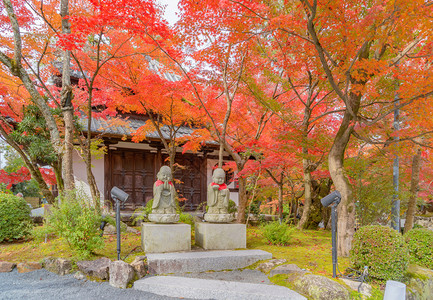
[134,276,307,300]
[147,250,272,274]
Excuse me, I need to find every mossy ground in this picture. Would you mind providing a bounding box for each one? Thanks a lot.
[2,224,347,277]
[247,226,350,276]
[0,225,144,263]
[1,223,391,298]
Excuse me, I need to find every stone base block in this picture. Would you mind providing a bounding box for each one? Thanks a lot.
[148,213,179,223]
[204,213,234,223]
[195,222,246,250]
[141,223,191,253]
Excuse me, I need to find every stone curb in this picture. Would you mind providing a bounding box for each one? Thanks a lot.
[134,275,307,300]
[147,250,272,274]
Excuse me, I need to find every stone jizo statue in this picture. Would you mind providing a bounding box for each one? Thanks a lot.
[207,168,230,214]
[148,166,179,223]
[204,168,234,223]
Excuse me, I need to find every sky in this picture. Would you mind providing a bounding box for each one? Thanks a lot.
[158,0,180,26]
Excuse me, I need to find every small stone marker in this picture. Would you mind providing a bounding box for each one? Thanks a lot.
[130,256,148,279]
[256,259,287,273]
[109,260,135,289]
[17,262,42,273]
[76,257,111,280]
[341,278,372,298]
[43,257,72,275]
[0,261,16,273]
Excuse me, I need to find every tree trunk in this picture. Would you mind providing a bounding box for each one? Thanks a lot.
[236,175,247,223]
[62,107,75,191]
[86,161,101,212]
[1,0,63,160]
[84,87,100,211]
[278,182,284,221]
[168,142,177,179]
[404,149,422,234]
[28,163,55,203]
[0,125,55,203]
[328,110,356,257]
[298,158,313,229]
[218,143,224,168]
[60,0,75,191]
[53,160,64,195]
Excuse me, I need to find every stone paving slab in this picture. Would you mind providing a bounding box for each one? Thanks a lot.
[134,276,306,300]
[147,250,272,274]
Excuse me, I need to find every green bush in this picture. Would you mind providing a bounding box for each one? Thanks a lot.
[46,190,104,258]
[132,200,153,224]
[404,228,433,269]
[228,199,237,214]
[179,212,195,229]
[350,225,409,282]
[260,221,296,246]
[0,193,33,242]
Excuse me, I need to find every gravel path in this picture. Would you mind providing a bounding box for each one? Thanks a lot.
[0,268,271,299]
[0,269,184,300]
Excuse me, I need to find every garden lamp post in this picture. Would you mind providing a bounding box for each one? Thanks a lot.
[321,190,341,278]
[110,186,129,260]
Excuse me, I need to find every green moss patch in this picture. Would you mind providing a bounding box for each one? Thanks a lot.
[247,227,350,276]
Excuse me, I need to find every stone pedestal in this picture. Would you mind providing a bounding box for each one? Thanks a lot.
[148,213,179,223]
[141,223,191,253]
[204,213,234,223]
[195,222,246,250]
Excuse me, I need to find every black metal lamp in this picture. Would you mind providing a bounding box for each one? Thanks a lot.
[110,186,129,260]
[321,190,341,278]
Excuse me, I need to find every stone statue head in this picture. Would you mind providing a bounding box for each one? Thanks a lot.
[157,166,172,182]
[212,168,226,185]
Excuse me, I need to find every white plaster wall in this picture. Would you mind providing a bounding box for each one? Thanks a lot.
[206,158,239,205]
[72,151,105,202]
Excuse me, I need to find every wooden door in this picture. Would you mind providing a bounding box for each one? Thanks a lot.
[169,154,206,211]
[109,149,155,210]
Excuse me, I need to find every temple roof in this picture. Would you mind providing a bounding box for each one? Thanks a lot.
[79,115,197,141]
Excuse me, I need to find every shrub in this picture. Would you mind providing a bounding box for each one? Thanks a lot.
[0,193,33,242]
[260,221,296,246]
[228,199,237,214]
[404,228,433,269]
[179,212,195,229]
[350,225,409,282]
[132,200,153,224]
[46,190,104,258]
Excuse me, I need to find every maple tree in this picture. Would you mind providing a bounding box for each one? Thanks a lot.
[245,37,336,229]
[169,1,282,223]
[0,0,170,206]
[97,52,200,175]
[2,0,433,254]
[171,0,433,255]
[295,0,433,255]
[0,0,77,192]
